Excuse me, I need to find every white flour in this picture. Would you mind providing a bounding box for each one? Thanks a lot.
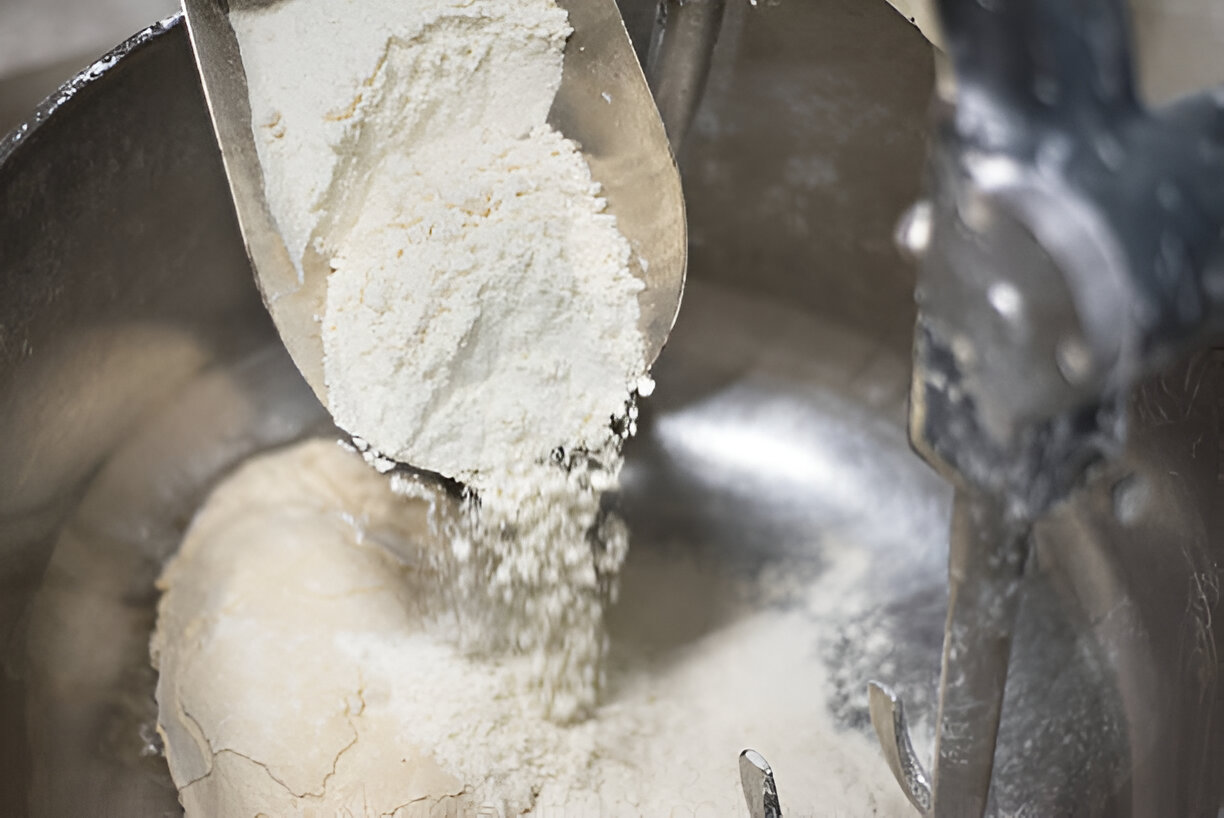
[152,440,914,817]
[232,0,645,479]
[231,0,647,721]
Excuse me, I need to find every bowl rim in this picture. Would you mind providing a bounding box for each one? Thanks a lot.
[0,12,183,166]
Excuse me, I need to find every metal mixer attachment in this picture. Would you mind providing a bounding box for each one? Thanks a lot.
[648,0,727,147]
[868,0,1224,814]
[739,749,783,818]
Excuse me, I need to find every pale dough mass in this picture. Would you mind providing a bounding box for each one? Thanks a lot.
[151,441,466,816]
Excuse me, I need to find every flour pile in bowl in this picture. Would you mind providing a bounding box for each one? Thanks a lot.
[151,440,914,817]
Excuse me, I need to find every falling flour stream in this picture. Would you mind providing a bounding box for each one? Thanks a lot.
[222,0,648,722]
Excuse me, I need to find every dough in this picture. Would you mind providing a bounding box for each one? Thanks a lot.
[151,440,465,816]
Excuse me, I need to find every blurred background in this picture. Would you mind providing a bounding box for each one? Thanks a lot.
[4,0,1224,140]
[0,0,176,135]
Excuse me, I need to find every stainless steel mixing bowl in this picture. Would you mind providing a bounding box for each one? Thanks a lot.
[2,5,1222,816]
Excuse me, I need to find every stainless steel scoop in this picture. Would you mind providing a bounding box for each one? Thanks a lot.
[180,0,686,409]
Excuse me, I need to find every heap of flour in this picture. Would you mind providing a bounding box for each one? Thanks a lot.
[231,0,647,720]
[151,440,913,817]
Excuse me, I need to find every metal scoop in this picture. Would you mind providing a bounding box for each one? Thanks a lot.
[180,0,687,408]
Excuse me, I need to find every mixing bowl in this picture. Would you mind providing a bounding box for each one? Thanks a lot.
[2,4,1222,815]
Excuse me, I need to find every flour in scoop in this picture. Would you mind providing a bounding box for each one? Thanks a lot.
[230,0,647,720]
[231,0,645,477]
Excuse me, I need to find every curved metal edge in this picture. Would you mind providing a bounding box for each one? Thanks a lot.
[868,681,932,814]
[180,0,329,404]
[739,748,783,818]
[0,13,185,164]
[553,0,688,370]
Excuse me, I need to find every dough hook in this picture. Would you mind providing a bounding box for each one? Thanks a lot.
[739,749,783,818]
[869,491,1031,815]
[869,0,1224,813]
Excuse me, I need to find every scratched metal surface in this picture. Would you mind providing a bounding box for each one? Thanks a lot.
[0,0,176,137]
[0,5,1221,816]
